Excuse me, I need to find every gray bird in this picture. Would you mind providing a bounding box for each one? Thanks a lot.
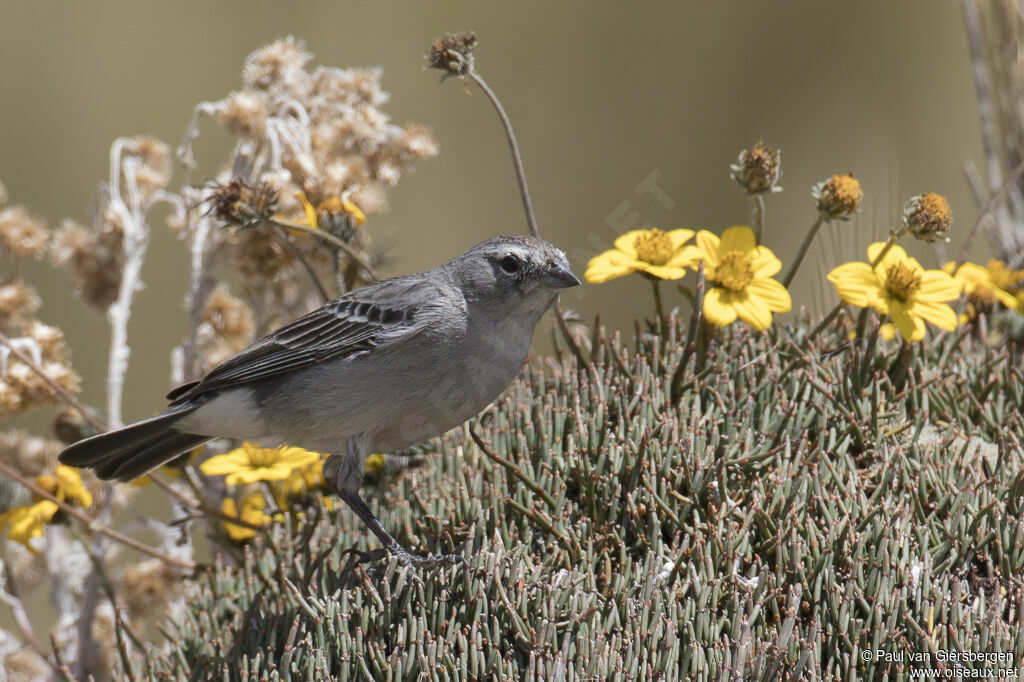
[59,235,580,566]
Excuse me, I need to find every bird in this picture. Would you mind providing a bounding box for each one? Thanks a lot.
[59,235,580,567]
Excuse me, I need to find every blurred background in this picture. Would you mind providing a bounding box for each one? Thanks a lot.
[0,0,983,427]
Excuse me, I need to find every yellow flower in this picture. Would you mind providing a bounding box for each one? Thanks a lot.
[221,494,269,542]
[200,443,320,485]
[943,260,1024,314]
[0,500,59,551]
[690,226,791,330]
[294,190,366,230]
[584,228,696,283]
[35,465,92,508]
[278,457,326,499]
[828,243,960,342]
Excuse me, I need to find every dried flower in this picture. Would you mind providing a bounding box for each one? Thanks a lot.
[211,178,279,228]
[123,136,171,201]
[730,142,782,195]
[0,279,41,332]
[242,36,312,91]
[813,173,863,221]
[216,90,268,138]
[902,192,951,243]
[0,206,48,259]
[198,285,254,368]
[51,218,123,309]
[427,32,477,77]
[120,559,183,621]
[0,431,61,478]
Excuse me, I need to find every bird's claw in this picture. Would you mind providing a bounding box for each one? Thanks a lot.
[394,550,466,570]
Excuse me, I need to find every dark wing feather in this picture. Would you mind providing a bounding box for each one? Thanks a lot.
[167,274,437,404]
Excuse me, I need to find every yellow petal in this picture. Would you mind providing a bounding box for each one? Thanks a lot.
[199,452,252,476]
[917,270,961,302]
[342,198,366,227]
[889,302,926,342]
[666,228,696,251]
[719,226,757,254]
[879,323,898,342]
[827,262,880,308]
[665,244,701,269]
[295,191,319,229]
[695,230,721,269]
[746,278,792,313]
[585,250,640,283]
[732,292,773,331]
[612,230,652,259]
[635,263,690,280]
[749,246,782,278]
[867,242,907,269]
[910,300,958,332]
[702,287,738,327]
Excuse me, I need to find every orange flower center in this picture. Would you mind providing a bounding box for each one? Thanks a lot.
[884,262,921,303]
[632,229,674,265]
[714,251,754,291]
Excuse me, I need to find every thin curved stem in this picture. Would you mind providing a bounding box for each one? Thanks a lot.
[270,224,331,302]
[782,213,826,287]
[268,217,381,282]
[0,460,198,572]
[753,195,766,245]
[650,278,665,333]
[467,70,538,238]
[0,331,105,433]
[955,157,1024,267]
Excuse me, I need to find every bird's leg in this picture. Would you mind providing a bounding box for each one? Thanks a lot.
[326,437,464,569]
[337,489,464,569]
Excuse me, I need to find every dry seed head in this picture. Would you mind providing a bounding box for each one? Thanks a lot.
[124,136,172,200]
[212,178,279,227]
[121,558,183,621]
[50,219,123,309]
[730,141,782,195]
[53,406,101,445]
[813,173,863,221]
[0,431,61,478]
[0,206,48,259]
[427,32,477,76]
[199,285,255,367]
[0,279,41,332]
[243,36,312,91]
[0,179,7,205]
[902,192,951,243]
[217,90,268,138]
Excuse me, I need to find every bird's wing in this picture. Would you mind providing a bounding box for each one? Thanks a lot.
[167,274,443,404]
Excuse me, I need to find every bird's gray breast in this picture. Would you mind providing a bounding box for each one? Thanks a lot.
[255,308,535,453]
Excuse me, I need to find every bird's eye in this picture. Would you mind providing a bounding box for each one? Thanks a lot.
[499,255,521,274]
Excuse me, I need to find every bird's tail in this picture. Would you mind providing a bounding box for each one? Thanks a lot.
[59,405,209,482]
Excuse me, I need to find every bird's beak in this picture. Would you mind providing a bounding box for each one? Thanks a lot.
[540,262,582,289]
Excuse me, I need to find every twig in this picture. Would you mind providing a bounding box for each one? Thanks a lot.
[105,138,152,429]
[270,224,331,302]
[753,195,766,244]
[0,330,105,433]
[0,460,198,571]
[955,157,1024,266]
[671,261,705,403]
[268,216,380,282]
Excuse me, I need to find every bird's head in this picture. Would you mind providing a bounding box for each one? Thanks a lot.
[448,235,580,316]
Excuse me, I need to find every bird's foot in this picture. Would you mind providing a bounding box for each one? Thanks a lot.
[339,546,388,564]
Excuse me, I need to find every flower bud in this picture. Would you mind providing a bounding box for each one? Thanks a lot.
[902,193,951,243]
[812,173,863,221]
[730,141,782,195]
[427,32,477,77]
